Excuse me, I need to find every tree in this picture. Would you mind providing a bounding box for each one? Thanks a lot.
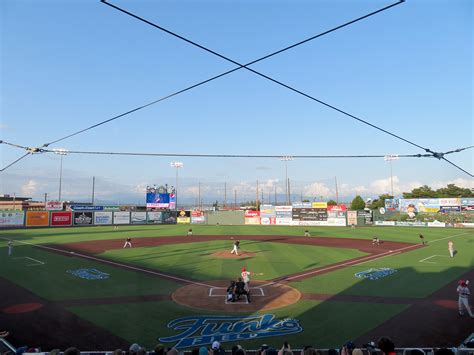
[369,194,393,210]
[327,200,337,206]
[403,185,437,198]
[436,184,474,197]
[350,195,366,210]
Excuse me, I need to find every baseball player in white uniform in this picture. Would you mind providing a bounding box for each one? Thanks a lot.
[457,280,473,317]
[448,240,455,258]
[241,267,252,292]
[231,240,240,256]
[123,237,132,248]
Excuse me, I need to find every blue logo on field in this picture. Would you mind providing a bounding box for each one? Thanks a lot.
[355,267,397,280]
[66,268,110,280]
[159,314,302,349]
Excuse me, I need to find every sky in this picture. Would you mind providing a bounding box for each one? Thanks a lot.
[1,0,472,205]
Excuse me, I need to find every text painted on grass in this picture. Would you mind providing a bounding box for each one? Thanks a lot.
[66,268,110,280]
[355,268,397,280]
[159,314,302,349]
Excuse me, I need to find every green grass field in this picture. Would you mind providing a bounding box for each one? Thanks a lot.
[1,225,473,349]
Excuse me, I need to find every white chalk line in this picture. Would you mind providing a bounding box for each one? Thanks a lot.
[3,231,470,290]
[419,254,450,264]
[260,231,472,287]
[13,256,45,266]
[1,237,214,288]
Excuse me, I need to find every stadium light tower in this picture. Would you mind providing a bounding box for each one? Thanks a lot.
[384,154,399,197]
[280,156,293,205]
[170,161,183,210]
[53,149,68,201]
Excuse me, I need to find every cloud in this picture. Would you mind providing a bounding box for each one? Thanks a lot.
[256,166,272,171]
[21,180,39,195]
[0,124,8,130]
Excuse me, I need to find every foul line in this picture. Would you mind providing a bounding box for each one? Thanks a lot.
[261,231,471,287]
[13,256,45,266]
[1,237,214,288]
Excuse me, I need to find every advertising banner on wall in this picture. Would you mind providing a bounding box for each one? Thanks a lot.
[177,210,191,224]
[275,206,292,225]
[384,199,399,211]
[311,202,328,209]
[147,211,163,224]
[260,205,276,217]
[114,212,130,225]
[51,212,72,226]
[26,211,50,227]
[94,211,113,225]
[347,211,357,226]
[440,206,461,213]
[439,198,460,207]
[73,212,93,226]
[191,210,206,224]
[260,217,276,225]
[162,211,177,224]
[327,218,346,226]
[131,212,147,224]
[327,205,347,218]
[45,201,64,211]
[244,210,260,225]
[292,202,312,209]
[0,211,25,226]
[357,210,373,224]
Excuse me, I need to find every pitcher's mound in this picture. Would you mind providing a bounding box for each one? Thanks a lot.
[211,251,257,258]
[172,280,300,312]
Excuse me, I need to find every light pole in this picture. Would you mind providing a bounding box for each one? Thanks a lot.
[384,155,399,197]
[170,161,183,211]
[280,156,293,205]
[54,149,68,201]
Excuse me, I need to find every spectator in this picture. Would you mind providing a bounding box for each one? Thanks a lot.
[199,346,209,355]
[341,342,355,355]
[129,343,142,355]
[153,344,165,355]
[327,349,338,355]
[211,341,226,355]
[377,337,396,355]
[235,349,247,355]
[167,348,178,355]
[112,349,123,355]
[138,348,148,355]
[49,349,60,355]
[302,347,320,355]
[232,345,244,355]
[352,349,363,355]
[278,341,293,355]
[191,348,200,355]
[64,347,81,355]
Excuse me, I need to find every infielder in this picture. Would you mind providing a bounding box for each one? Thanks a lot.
[123,237,132,248]
[448,240,455,258]
[7,240,13,256]
[457,280,473,317]
[187,229,193,236]
[231,240,240,256]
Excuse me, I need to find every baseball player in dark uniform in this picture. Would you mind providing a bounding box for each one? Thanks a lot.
[231,240,240,256]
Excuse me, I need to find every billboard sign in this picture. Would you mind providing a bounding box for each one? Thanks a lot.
[45,201,64,211]
[0,211,25,226]
[26,211,49,227]
[292,208,327,221]
[347,211,357,226]
[177,210,191,224]
[147,211,163,224]
[50,212,72,226]
[191,210,206,224]
[292,202,312,208]
[146,185,175,209]
[114,212,130,225]
[131,212,147,224]
[311,202,327,209]
[162,210,177,224]
[384,199,400,211]
[94,212,113,225]
[73,212,93,226]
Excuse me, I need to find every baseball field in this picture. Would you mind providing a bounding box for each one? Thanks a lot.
[1,225,473,350]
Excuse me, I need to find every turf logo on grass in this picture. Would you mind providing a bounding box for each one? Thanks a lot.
[66,268,110,280]
[355,267,397,280]
[159,314,302,349]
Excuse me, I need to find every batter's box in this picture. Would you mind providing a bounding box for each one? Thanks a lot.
[209,287,265,298]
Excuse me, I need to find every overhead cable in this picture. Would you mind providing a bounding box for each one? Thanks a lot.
[42,0,404,148]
